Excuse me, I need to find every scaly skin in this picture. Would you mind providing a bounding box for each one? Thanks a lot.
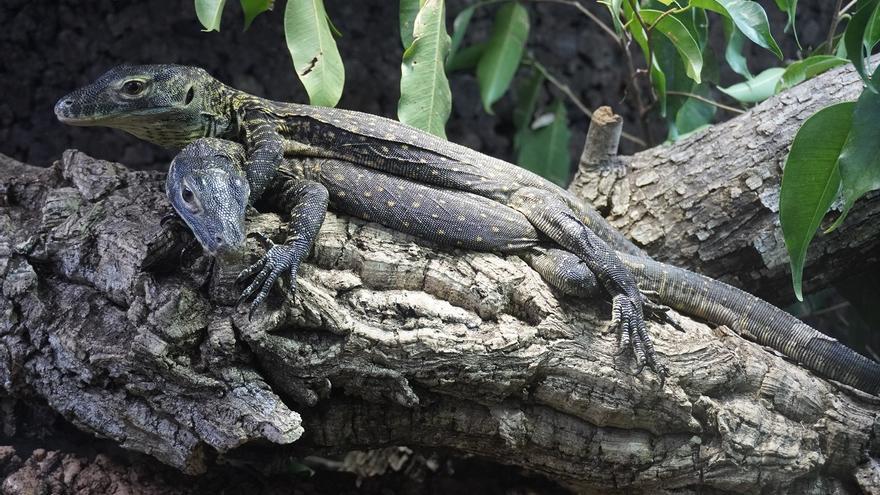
[528,248,880,395]
[55,65,640,253]
[58,65,659,374]
[169,139,667,375]
[169,139,880,395]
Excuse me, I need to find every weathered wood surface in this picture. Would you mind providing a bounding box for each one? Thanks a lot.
[570,62,880,304]
[1,150,879,493]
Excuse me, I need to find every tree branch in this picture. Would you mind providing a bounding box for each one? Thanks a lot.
[570,61,880,304]
[1,150,878,492]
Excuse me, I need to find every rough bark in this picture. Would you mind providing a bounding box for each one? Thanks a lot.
[570,62,880,303]
[2,150,879,494]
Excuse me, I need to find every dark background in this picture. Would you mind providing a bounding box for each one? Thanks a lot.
[0,0,836,170]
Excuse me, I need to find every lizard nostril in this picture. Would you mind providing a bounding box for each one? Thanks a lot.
[215,235,225,246]
[62,100,73,107]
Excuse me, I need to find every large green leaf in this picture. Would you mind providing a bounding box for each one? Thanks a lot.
[284,0,345,107]
[773,0,799,41]
[832,79,880,229]
[241,0,273,30]
[446,42,487,72]
[844,0,880,90]
[779,102,855,300]
[638,10,703,83]
[723,19,751,78]
[448,4,476,61]
[866,3,880,51]
[516,99,571,186]
[476,2,529,113]
[195,0,227,31]
[692,0,782,59]
[399,0,424,49]
[718,67,784,103]
[776,55,848,92]
[398,0,452,138]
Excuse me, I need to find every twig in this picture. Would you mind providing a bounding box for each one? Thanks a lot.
[666,91,745,114]
[527,59,647,147]
[827,0,845,55]
[529,0,619,41]
[840,0,857,16]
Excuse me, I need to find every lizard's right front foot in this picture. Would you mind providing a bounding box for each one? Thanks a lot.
[609,294,668,378]
[237,235,302,317]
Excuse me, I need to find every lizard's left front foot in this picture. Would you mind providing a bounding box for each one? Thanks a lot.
[237,235,301,316]
[609,294,669,378]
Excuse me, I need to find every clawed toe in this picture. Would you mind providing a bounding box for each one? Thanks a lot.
[611,294,668,379]
[236,241,298,318]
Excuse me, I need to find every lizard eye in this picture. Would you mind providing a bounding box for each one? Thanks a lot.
[182,188,195,203]
[121,80,145,96]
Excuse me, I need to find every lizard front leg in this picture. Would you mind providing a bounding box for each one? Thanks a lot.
[509,188,667,377]
[238,178,329,314]
[242,111,285,200]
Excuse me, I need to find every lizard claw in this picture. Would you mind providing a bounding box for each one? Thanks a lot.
[609,294,669,379]
[237,240,297,318]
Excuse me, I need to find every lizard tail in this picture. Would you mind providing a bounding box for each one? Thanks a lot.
[619,253,880,396]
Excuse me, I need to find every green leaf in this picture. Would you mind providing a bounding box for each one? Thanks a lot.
[776,55,848,92]
[774,0,799,43]
[240,0,273,30]
[723,19,751,78]
[668,86,716,140]
[638,9,703,83]
[400,0,424,49]
[843,0,880,90]
[195,0,227,31]
[718,66,784,103]
[516,99,571,186]
[692,0,782,59]
[832,82,880,229]
[780,101,855,300]
[602,0,625,34]
[866,2,880,52]
[476,2,529,113]
[446,42,487,72]
[398,0,452,138]
[448,5,476,61]
[513,68,544,150]
[284,0,345,107]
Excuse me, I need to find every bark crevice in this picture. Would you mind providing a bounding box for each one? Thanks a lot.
[1,149,879,493]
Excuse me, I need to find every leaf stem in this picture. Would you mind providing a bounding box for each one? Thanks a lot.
[827,0,845,55]
[528,0,619,41]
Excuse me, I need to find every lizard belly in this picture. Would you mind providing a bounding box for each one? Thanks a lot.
[317,160,543,252]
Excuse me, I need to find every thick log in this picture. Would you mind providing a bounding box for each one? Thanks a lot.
[570,62,880,303]
[1,150,878,493]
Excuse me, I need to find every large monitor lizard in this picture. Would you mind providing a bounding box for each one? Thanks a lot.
[55,64,660,374]
[167,138,880,396]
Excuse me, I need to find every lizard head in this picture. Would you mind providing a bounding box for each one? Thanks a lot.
[55,64,227,148]
[167,138,250,255]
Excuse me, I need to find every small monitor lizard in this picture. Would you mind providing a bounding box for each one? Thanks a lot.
[56,65,661,375]
[166,138,880,396]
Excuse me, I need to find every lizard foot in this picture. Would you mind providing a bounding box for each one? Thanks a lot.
[640,292,686,333]
[609,294,669,380]
[237,235,298,318]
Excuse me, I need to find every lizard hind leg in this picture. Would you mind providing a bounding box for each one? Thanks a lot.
[509,188,668,377]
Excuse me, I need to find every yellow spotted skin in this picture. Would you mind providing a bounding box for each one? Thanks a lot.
[67,66,880,393]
